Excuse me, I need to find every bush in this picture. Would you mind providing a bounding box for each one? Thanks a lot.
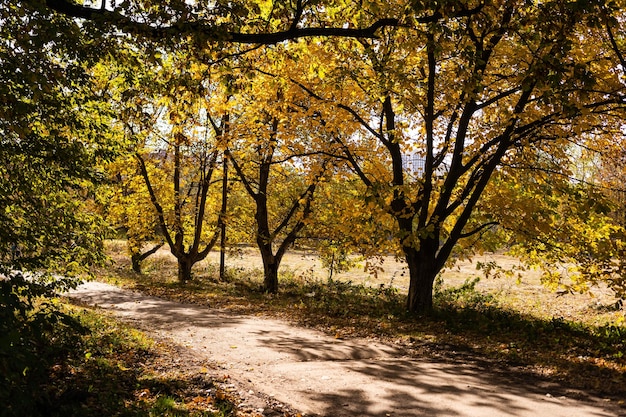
[0,270,84,417]
[434,277,498,309]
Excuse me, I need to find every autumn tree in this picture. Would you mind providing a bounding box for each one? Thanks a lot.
[286,0,626,312]
[1,1,116,272]
[225,50,334,292]
[37,0,626,313]
[91,52,168,274]
[102,153,164,273]
[115,52,230,283]
[1,1,119,411]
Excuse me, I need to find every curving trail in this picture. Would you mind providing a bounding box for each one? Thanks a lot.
[69,281,623,417]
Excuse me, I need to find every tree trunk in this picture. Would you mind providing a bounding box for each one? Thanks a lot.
[130,243,163,274]
[131,253,142,274]
[263,261,279,294]
[259,243,279,293]
[219,155,228,281]
[404,240,440,314]
[177,256,193,284]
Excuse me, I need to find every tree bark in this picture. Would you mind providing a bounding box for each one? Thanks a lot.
[177,256,194,284]
[259,243,279,293]
[404,242,440,314]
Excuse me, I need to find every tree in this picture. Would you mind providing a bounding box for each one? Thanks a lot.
[91,51,169,274]
[286,0,625,312]
[135,136,221,284]
[102,153,164,274]
[127,55,229,283]
[1,1,116,271]
[96,40,259,282]
[32,0,626,313]
[226,51,333,292]
[1,1,118,412]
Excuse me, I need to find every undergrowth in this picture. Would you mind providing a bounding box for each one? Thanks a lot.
[3,302,240,417]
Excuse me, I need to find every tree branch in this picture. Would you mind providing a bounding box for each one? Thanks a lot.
[41,0,401,44]
[225,149,257,197]
[135,152,178,256]
[459,221,499,239]
[603,9,626,72]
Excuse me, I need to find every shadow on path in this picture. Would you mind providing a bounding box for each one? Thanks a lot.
[256,330,619,417]
[68,282,623,417]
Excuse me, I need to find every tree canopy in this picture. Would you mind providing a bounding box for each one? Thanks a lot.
[1,0,118,272]
[5,0,626,314]
[273,0,626,311]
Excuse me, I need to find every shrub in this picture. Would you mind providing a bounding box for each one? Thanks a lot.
[0,270,84,417]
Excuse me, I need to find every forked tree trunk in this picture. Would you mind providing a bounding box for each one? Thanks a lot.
[130,243,163,274]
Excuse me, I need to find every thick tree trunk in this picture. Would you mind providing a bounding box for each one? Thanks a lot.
[259,243,279,293]
[177,257,194,284]
[404,240,440,314]
[263,261,279,294]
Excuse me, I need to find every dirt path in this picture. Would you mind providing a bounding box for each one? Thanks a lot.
[69,281,623,417]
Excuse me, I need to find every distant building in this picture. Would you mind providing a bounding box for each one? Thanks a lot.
[402,154,426,175]
[401,154,449,178]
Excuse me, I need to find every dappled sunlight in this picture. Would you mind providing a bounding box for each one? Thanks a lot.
[69,280,625,416]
